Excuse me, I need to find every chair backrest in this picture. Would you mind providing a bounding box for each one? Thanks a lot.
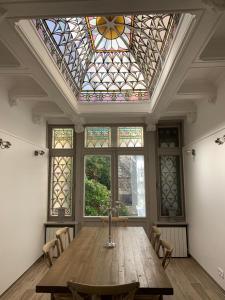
[42,239,60,267]
[156,239,174,270]
[68,281,139,300]
[100,216,128,227]
[149,226,161,251]
[56,227,71,253]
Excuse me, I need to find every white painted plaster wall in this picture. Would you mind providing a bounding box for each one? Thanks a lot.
[184,78,225,290]
[0,79,48,295]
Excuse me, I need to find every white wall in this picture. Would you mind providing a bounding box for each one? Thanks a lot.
[0,79,48,295]
[184,77,225,290]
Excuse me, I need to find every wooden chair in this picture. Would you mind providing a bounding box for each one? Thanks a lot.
[156,239,174,270]
[136,240,174,300]
[56,227,71,253]
[68,281,139,300]
[149,226,161,252]
[43,239,71,300]
[100,216,128,227]
[42,239,60,267]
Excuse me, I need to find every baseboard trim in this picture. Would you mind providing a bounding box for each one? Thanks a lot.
[190,255,225,294]
[0,255,44,297]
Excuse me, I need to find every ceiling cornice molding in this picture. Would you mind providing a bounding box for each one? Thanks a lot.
[145,114,160,132]
[186,111,197,123]
[32,112,42,125]
[8,86,48,107]
[0,0,206,19]
[152,10,222,117]
[163,102,197,121]
[177,79,218,103]
[74,124,84,133]
[14,19,80,113]
[66,114,85,133]
[150,13,197,113]
[78,102,152,114]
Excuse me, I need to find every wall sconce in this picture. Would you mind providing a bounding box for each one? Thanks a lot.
[0,138,11,149]
[34,150,45,156]
[215,136,225,145]
[185,149,196,156]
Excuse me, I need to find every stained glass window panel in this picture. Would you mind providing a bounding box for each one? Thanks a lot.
[35,14,179,103]
[52,128,74,149]
[84,155,111,216]
[50,156,73,217]
[118,155,145,217]
[158,127,179,148]
[118,127,144,147]
[86,16,133,52]
[159,155,181,217]
[85,127,111,148]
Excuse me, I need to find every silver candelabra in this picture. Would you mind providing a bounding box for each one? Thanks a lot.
[104,200,121,248]
[105,204,116,248]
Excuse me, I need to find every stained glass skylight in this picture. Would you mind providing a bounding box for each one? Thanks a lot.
[86,16,133,52]
[34,14,179,103]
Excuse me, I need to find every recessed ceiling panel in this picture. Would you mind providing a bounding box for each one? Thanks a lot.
[34,14,179,103]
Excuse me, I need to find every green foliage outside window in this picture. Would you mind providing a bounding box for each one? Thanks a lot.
[85,155,129,216]
[85,156,111,216]
[85,179,109,216]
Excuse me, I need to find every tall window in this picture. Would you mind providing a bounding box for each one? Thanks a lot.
[48,126,75,220]
[84,126,146,217]
[156,123,184,220]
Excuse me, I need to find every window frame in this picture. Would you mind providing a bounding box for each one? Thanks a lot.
[156,121,185,221]
[82,124,147,219]
[47,124,76,221]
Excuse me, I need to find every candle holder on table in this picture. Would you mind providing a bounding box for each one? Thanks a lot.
[104,200,121,249]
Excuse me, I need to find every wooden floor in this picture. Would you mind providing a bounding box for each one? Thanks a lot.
[1,258,225,300]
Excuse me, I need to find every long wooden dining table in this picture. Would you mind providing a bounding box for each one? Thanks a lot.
[36,226,173,297]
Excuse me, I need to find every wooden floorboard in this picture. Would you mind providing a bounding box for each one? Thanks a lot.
[1,258,225,300]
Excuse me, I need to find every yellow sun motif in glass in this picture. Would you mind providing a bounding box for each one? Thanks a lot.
[96,16,125,40]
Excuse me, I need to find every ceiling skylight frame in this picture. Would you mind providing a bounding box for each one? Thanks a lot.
[34,13,180,104]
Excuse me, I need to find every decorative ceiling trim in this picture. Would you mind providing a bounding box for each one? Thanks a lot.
[34,14,179,103]
[186,111,197,124]
[149,13,196,113]
[177,79,217,104]
[74,124,84,133]
[67,114,85,133]
[32,112,42,125]
[15,19,80,113]
[0,0,203,19]
[145,115,159,132]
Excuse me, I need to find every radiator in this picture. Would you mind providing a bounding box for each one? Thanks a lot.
[158,226,188,257]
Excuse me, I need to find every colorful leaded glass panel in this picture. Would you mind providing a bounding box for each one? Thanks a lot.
[159,155,181,217]
[80,51,148,102]
[131,14,178,91]
[85,127,111,148]
[86,16,133,52]
[158,127,179,148]
[50,156,73,217]
[118,127,144,147]
[52,128,74,149]
[34,14,179,103]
